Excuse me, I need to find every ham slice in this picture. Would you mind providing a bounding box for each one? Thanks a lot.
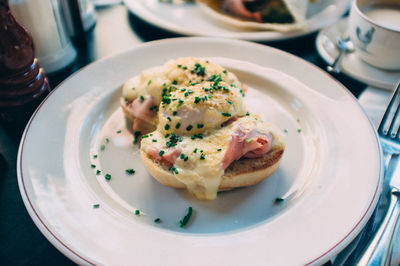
[222,128,272,169]
[124,96,157,132]
[146,147,181,166]
[221,0,262,22]
[129,96,157,122]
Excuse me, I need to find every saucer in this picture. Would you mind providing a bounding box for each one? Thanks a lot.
[316,18,400,90]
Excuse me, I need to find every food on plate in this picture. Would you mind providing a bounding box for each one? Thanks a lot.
[197,0,310,32]
[120,57,244,133]
[121,57,285,200]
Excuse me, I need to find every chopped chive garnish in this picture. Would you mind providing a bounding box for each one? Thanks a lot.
[105,138,110,143]
[184,156,189,161]
[116,130,121,134]
[297,129,302,133]
[105,174,111,181]
[167,116,172,122]
[177,64,182,68]
[217,148,222,151]
[140,95,144,102]
[141,134,149,139]
[223,70,227,74]
[180,153,185,160]
[221,112,231,117]
[165,124,170,130]
[93,154,98,159]
[93,204,100,208]
[193,148,198,153]
[147,80,152,85]
[96,170,101,175]
[133,131,141,144]
[191,63,205,76]
[172,80,178,85]
[186,125,193,131]
[182,66,187,70]
[179,207,193,228]
[172,111,178,116]
[246,138,254,144]
[246,112,250,116]
[159,150,165,156]
[152,139,157,142]
[149,105,158,111]
[100,145,105,151]
[91,164,96,168]
[200,154,205,160]
[135,210,140,215]
[227,100,232,105]
[275,197,284,203]
[154,218,161,223]
[169,167,179,174]
[284,129,288,133]
[125,169,135,175]
[175,122,181,129]
[197,123,204,128]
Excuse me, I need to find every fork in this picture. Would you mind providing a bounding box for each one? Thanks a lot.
[351,82,400,265]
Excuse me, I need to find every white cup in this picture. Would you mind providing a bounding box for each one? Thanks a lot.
[348,0,400,70]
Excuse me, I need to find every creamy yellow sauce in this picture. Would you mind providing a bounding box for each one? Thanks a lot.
[141,115,283,200]
[121,57,243,106]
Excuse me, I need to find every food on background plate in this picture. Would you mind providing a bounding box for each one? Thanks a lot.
[121,57,285,200]
[197,0,311,32]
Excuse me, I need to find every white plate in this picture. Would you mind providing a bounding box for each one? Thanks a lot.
[123,0,350,42]
[316,18,400,90]
[18,37,382,265]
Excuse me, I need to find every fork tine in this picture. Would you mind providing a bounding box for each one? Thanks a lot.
[378,82,400,136]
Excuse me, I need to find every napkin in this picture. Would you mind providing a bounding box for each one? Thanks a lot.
[358,86,400,265]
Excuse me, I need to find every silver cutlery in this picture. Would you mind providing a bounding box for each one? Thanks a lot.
[326,36,354,74]
[351,82,400,265]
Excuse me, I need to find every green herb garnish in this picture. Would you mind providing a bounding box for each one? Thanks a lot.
[93,204,100,208]
[221,112,232,117]
[105,174,111,181]
[275,197,284,203]
[179,207,193,228]
[125,169,135,175]
[133,131,141,143]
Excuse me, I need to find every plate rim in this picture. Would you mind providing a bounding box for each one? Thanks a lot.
[123,0,350,42]
[17,37,383,265]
